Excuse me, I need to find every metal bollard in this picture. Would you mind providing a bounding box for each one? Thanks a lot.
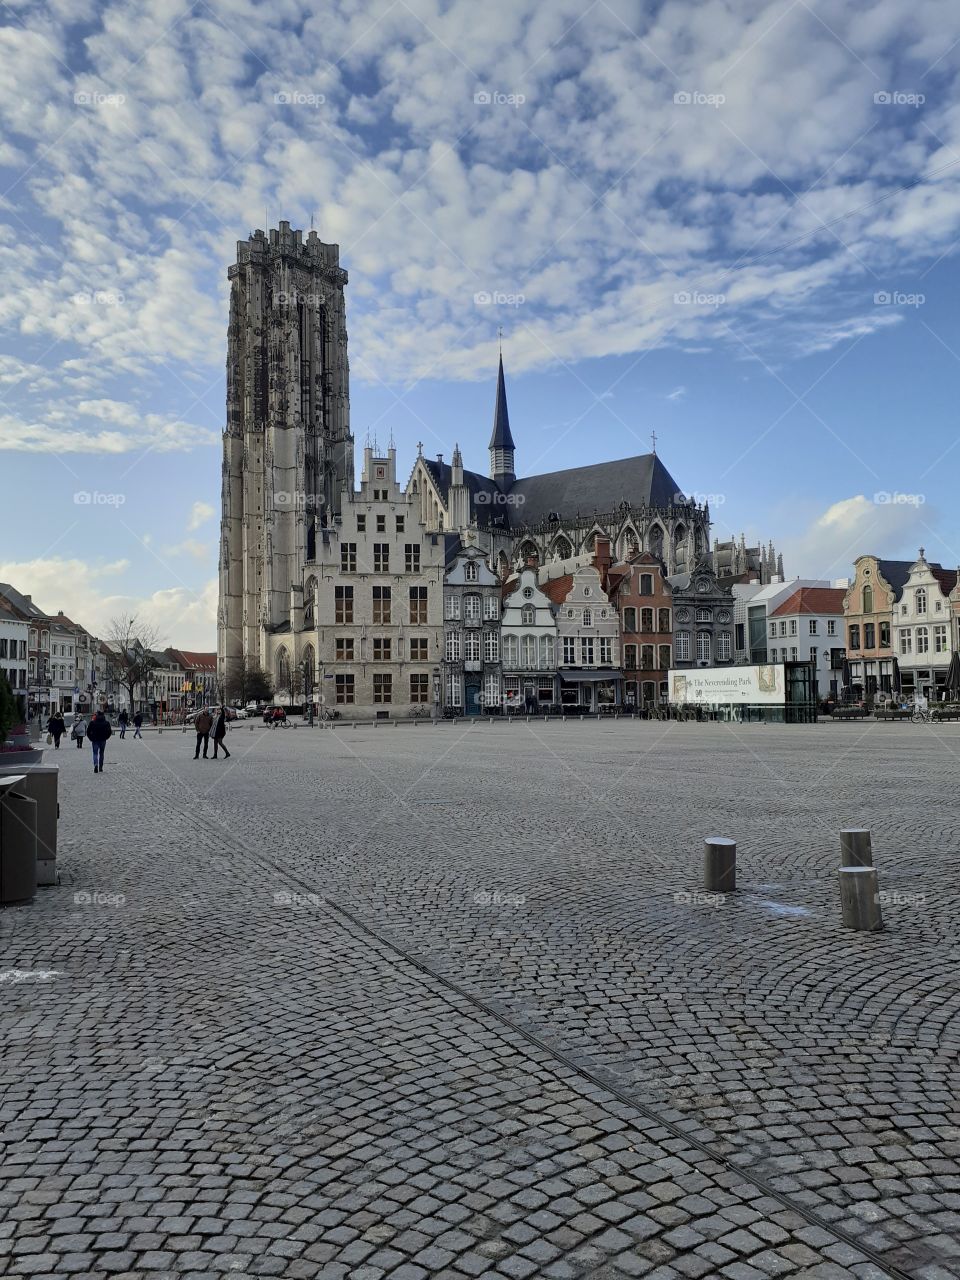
[704,837,736,893]
[840,828,873,867]
[839,866,883,931]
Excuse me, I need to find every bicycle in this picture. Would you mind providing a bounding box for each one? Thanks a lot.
[407,704,431,719]
[911,706,931,724]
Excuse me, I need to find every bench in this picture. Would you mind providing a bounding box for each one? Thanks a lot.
[932,708,960,721]
[873,709,912,720]
[832,708,868,719]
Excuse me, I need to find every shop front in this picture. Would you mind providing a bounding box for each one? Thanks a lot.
[559,669,621,711]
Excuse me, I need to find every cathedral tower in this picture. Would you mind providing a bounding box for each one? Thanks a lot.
[219,221,353,686]
[488,355,516,486]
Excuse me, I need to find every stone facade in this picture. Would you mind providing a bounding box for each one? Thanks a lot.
[668,560,735,668]
[544,558,621,710]
[219,222,353,688]
[295,447,445,718]
[443,543,502,714]
[842,556,904,698]
[500,568,558,712]
[891,550,957,700]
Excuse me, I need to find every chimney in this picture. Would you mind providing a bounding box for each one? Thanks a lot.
[593,537,612,587]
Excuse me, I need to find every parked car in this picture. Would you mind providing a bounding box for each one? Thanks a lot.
[232,707,248,719]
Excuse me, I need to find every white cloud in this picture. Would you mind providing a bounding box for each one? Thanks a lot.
[187,500,215,531]
[780,495,932,582]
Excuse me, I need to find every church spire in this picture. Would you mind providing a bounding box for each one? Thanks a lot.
[488,353,516,485]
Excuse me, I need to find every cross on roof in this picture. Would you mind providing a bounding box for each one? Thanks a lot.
[651,430,657,455]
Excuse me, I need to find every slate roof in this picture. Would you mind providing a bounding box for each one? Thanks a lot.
[489,355,515,452]
[874,557,957,599]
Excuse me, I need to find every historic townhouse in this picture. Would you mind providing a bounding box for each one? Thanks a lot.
[306,447,445,718]
[842,556,910,699]
[667,561,735,669]
[608,551,672,710]
[501,568,559,712]
[443,543,502,713]
[543,554,621,711]
[0,598,29,705]
[768,587,846,700]
[891,550,957,702]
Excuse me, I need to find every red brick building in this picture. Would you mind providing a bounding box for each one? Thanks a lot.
[608,552,672,710]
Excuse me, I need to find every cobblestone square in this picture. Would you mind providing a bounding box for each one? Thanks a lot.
[2,719,958,1280]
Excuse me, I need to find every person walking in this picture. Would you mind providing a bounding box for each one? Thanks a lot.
[133,711,143,739]
[194,707,213,759]
[46,709,66,750]
[71,715,86,748]
[211,706,231,759]
[118,708,128,739]
[86,709,112,773]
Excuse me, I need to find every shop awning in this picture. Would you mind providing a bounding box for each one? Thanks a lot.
[560,670,622,682]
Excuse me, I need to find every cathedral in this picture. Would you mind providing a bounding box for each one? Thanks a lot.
[217,223,781,692]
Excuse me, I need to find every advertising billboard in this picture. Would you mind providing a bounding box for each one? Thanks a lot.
[669,664,786,706]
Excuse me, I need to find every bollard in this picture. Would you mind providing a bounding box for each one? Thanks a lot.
[840,828,873,867]
[839,866,883,931]
[704,837,736,893]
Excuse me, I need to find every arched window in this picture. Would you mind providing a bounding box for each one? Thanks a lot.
[521,635,537,667]
[648,524,664,560]
[276,647,291,695]
[465,561,479,581]
[521,605,534,625]
[551,536,572,561]
[582,608,592,626]
[862,585,873,614]
[518,540,539,567]
[622,528,639,559]
[496,551,510,581]
[915,587,927,614]
[301,645,315,693]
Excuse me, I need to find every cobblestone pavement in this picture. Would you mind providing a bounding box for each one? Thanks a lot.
[2,719,959,1280]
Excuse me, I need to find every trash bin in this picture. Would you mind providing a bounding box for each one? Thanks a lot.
[0,778,38,904]
[0,765,58,886]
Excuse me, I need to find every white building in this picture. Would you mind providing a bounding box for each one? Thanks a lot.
[443,543,502,714]
[892,550,957,701]
[734,578,840,665]
[0,599,29,706]
[501,568,558,712]
[545,562,620,710]
[767,586,847,699]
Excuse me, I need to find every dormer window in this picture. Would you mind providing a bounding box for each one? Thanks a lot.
[465,562,479,581]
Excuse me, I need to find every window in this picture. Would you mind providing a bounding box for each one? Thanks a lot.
[625,644,638,670]
[599,637,612,664]
[396,516,405,533]
[880,621,890,647]
[717,632,732,661]
[335,674,355,704]
[779,621,787,637]
[410,674,429,703]
[405,544,420,573]
[769,621,777,638]
[863,623,875,650]
[357,515,366,532]
[373,638,391,661]
[461,631,479,663]
[446,595,461,620]
[484,671,500,707]
[641,644,654,670]
[563,636,576,663]
[446,631,462,661]
[335,638,354,661]
[465,561,479,581]
[790,647,798,661]
[521,605,535,626]
[935,600,943,612]
[582,608,592,626]
[789,619,797,636]
[658,608,671,633]
[410,638,429,661]
[641,608,654,632]
[373,586,391,624]
[658,643,671,669]
[539,635,554,667]
[916,587,927,614]
[695,608,711,623]
[335,586,353,623]
[373,673,392,703]
[640,574,653,595]
[862,585,873,613]
[484,631,499,661]
[827,619,837,636]
[341,543,357,572]
[675,632,691,661]
[848,624,860,650]
[503,634,519,667]
[484,595,499,620]
[900,630,912,655]
[521,635,537,667]
[410,587,428,624]
[808,620,817,635]
[374,514,386,533]
[916,626,929,654]
[464,594,481,622]
[623,607,637,633]
[580,637,595,665]
[445,672,462,707]
[373,544,389,572]
[935,624,948,653]
[696,632,711,663]
[809,647,818,664]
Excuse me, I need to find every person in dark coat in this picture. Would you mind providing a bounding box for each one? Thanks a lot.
[212,707,231,759]
[46,710,66,749]
[71,715,86,748]
[133,711,143,738]
[85,710,113,773]
[194,708,213,759]
[118,709,128,739]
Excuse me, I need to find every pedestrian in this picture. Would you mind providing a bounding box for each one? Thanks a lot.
[194,706,213,759]
[46,709,66,750]
[71,715,86,748]
[212,706,231,759]
[118,708,128,739]
[133,711,143,738]
[85,709,112,773]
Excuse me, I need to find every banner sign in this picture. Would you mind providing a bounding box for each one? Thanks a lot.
[669,664,786,706]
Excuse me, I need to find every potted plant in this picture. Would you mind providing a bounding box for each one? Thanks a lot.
[0,674,43,764]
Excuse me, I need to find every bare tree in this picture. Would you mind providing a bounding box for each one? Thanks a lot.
[224,660,272,706]
[104,614,165,714]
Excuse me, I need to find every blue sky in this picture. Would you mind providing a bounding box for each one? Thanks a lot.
[2,0,960,646]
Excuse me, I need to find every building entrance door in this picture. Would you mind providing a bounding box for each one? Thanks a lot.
[465,681,482,716]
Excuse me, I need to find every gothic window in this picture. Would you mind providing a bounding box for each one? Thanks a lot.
[622,528,639,559]
[518,541,539,567]
[302,645,315,692]
[551,536,572,560]
[276,647,291,694]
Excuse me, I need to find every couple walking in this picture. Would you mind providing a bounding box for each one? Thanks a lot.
[194,707,231,759]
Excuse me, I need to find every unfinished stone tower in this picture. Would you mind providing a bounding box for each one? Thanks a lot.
[218,221,353,687]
